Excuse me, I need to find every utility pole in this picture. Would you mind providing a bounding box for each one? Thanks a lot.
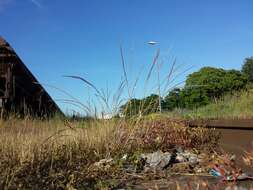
[156,56,162,113]
[148,41,162,113]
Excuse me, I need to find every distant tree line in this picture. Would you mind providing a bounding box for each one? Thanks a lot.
[120,57,253,117]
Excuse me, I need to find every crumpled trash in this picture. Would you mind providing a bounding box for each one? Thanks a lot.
[209,168,253,181]
[140,150,172,170]
[209,168,222,177]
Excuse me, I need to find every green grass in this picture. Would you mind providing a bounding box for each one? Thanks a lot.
[181,90,253,120]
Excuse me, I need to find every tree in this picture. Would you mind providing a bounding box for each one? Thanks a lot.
[185,67,226,98]
[179,87,210,109]
[163,88,181,110]
[119,94,162,117]
[182,67,247,108]
[120,64,249,115]
[141,94,161,114]
[224,69,248,92]
[119,98,141,117]
[242,57,253,82]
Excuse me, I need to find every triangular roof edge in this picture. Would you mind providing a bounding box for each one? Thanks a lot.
[0,36,63,115]
[0,36,7,45]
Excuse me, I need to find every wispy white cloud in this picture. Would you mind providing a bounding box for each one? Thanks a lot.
[29,0,42,8]
[0,0,43,13]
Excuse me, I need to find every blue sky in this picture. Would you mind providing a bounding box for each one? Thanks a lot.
[1,0,253,114]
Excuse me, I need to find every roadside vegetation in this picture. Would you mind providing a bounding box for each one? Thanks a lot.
[0,117,220,189]
[121,57,253,120]
[182,90,253,120]
[0,49,253,189]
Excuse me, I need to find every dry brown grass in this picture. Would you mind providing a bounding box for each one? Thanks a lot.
[243,143,253,172]
[0,117,220,189]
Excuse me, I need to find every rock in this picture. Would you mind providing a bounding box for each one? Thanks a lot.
[176,147,183,153]
[140,150,172,170]
[175,154,187,163]
[176,150,200,165]
[189,154,199,165]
